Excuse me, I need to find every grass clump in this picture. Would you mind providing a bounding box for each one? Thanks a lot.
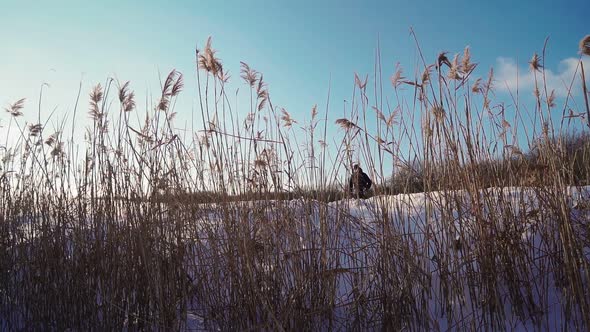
[0,35,589,330]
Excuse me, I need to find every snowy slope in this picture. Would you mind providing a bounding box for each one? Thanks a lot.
[185,186,590,330]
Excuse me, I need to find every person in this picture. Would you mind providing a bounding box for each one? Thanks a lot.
[349,164,372,198]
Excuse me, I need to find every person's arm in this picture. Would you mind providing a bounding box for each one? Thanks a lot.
[348,176,353,192]
[363,173,372,188]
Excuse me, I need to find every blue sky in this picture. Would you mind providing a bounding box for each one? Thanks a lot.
[1,0,589,172]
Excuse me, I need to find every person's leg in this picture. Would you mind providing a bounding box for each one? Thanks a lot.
[353,188,360,199]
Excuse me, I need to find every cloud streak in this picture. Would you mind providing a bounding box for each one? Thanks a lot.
[495,56,590,98]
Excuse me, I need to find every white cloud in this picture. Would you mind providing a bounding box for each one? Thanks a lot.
[495,56,590,97]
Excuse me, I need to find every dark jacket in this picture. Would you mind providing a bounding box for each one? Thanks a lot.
[349,169,372,195]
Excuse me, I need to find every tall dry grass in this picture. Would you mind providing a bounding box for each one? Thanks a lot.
[0,35,589,330]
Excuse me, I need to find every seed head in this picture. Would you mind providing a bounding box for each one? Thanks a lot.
[391,63,405,88]
[432,105,446,122]
[335,118,358,129]
[580,35,590,56]
[461,46,476,73]
[5,98,25,117]
[529,53,542,72]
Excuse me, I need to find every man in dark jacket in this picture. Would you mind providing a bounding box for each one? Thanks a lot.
[349,164,372,198]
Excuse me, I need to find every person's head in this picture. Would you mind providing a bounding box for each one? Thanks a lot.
[353,164,361,172]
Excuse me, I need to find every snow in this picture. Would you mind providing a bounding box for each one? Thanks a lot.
[186,186,589,330]
[3,186,589,330]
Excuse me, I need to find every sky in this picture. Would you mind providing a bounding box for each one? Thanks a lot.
[1,0,589,175]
